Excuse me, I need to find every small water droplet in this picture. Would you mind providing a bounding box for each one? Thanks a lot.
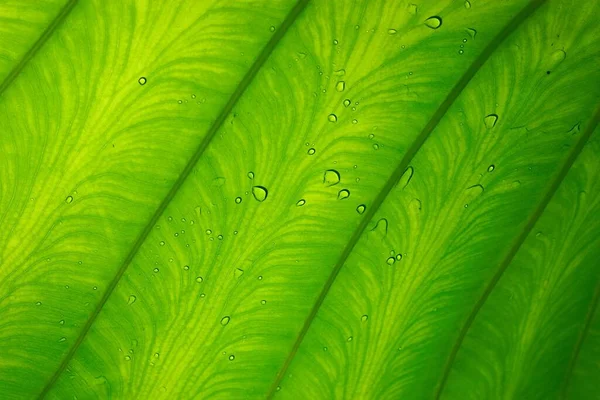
[252,186,268,202]
[336,81,346,92]
[59,319,65,325]
[65,196,73,204]
[328,114,338,122]
[425,16,442,29]
[464,0,471,9]
[323,169,341,186]
[567,122,581,135]
[235,197,242,204]
[153,268,159,273]
[276,386,281,392]
[373,143,379,150]
[195,276,203,283]
[343,99,351,107]
[206,229,212,235]
[269,26,275,32]
[361,315,368,322]
[323,346,328,351]
[488,165,495,172]
[333,39,338,45]
[466,28,477,39]
[229,355,235,361]
[356,204,366,214]
[261,300,267,305]
[407,3,417,15]
[386,257,396,265]
[551,49,566,65]
[247,171,254,180]
[458,49,464,55]
[221,316,231,326]
[138,77,147,85]
[234,268,244,279]
[388,29,397,35]
[296,199,306,206]
[59,337,66,343]
[536,231,543,238]
[125,355,131,361]
[307,148,316,155]
[258,275,263,280]
[183,265,189,271]
[396,254,403,261]
[484,114,498,129]
[338,189,350,200]
[347,336,353,342]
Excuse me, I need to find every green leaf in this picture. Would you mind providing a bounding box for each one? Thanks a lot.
[0,0,599,399]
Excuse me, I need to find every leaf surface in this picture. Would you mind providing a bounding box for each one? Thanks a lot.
[0,0,599,399]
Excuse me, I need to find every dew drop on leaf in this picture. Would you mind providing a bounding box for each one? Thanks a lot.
[206,229,212,235]
[396,254,403,261]
[356,204,366,214]
[183,265,189,271]
[399,166,414,189]
[424,16,442,29]
[323,169,341,186]
[65,196,73,204]
[138,77,147,85]
[196,276,203,283]
[217,234,223,240]
[488,164,495,172]
[229,355,235,361]
[373,143,379,150]
[59,320,65,325]
[296,199,306,206]
[347,336,353,342]
[35,301,42,306]
[466,28,477,39]
[343,99,351,107]
[551,49,566,64]
[338,189,350,200]
[269,26,275,32]
[568,123,581,135]
[234,268,244,278]
[307,148,316,155]
[125,356,131,361]
[328,113,338,122]
[235,197,242,204]
[261,300,267,305]
[361,315,368,322]
[252,186,268,202]
[336,81,346,92]
[484,114,499,129]
[153,268,159,273]
[333,39,338,45]
[407,3,417,15]
[221,316,231,326]
[247,171,254,179]
[464,0,471,8]
[386,257,396,265]
[388,29,397,35]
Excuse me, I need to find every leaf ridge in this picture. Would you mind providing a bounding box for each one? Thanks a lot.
[267,0,550,397]
[36,0,311,397]
[0,0,79,98]
[435,105,600,399]
[561,266,600,398]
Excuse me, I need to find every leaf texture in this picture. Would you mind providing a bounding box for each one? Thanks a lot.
[0,0,599,399]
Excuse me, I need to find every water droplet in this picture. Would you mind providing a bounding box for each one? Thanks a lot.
[183,265,189,271]
[252,186,268,202]
[323,346,328,351]
[567,122,581,135]
[333,39,338,45]
[551,49,566,65]
[396,254,403,261]
[351,119,358,125]
[536,231,543,238]
[59,319,65,325]
[261,300,267,305]
[399,166,414,189]
[407,3,417,15]
[323,169,341,186]
[373,143,379,150]
[458,49,464,55]
[235,197,242,204]
[464,0,471,8]
[307,148,316,155]
[361,315,368,322]
[425,16,442,29]
[229,355,235,361]
[247,171,254,179]
[334,69,346,77]
[65,196,73,204]
[487,165,495,172]
[125,355,131,361]
[153,268,159,273]
[221,316,231,326]
[269,26,275,32]
[138,77,147,86]
[338,189,350,200]
[258,275,263,280]
[368,133,374,139]
[234,268,244,279]
[484,114,498,129]
[386,257,396,265]
[296,199,306,206]
[328,114,338,122]
[371,218,388,235]
[356,204,366,214]
[466,28,477,39]
[206,229,212,235]
[93,286,97,290]
[217,234,223,240]
[347,336,353,342]
[59,337,66,343]
[276,386,281,392]
[195,276,203,283]
[343,99,351,107]
[335,81,346,92]
[388,29,397,35]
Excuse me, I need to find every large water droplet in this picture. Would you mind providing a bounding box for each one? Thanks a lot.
[323,169,341,186]
[356,204,366,214]
[221,316,231,326]
[328,114,338,122]
[425,16,442,29]
[487,165,495,172]
[252,186,268,202]
[138,77,147,85]
[128,295,137,305]
[343,99,351,107]
[307,148,316,155]
[338,189,350,200]
[336,81,346,92]
[386,257,396,265]
[65,196,73,204]
[296,199,306,206]
[484,114,498,129]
